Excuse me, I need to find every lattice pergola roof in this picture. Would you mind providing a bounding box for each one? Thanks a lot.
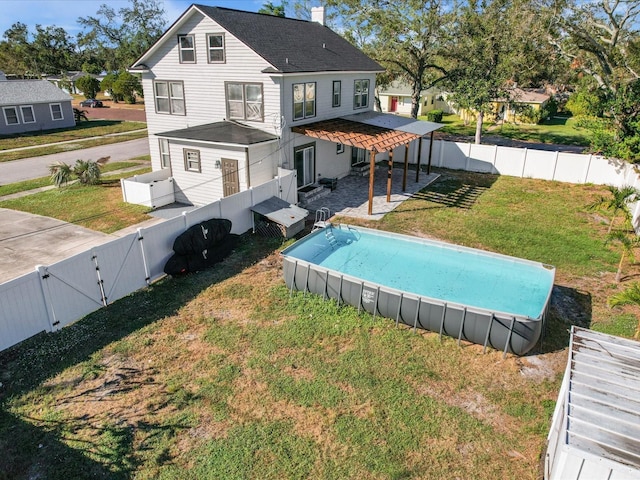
[291,118,422,153]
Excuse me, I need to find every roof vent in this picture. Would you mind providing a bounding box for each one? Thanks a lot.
[322,43,326,49]
[286,58,289,64]
[311,6,325,25]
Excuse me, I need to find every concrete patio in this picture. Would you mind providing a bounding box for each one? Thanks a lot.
[305,166,440,220]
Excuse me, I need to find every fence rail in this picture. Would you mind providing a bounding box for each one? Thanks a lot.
[0,169,297,352]
[3,140,640,352]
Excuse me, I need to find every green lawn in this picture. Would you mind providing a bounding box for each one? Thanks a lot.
[431,114,592,146]
[0,159,150,197]
[0,120,147,162]
[0,169,636,479]
[0,164,152,233]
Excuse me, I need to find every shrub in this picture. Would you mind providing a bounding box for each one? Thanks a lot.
[426,109,443,122]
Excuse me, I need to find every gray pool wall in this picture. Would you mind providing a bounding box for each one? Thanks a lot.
[281,225,555,356]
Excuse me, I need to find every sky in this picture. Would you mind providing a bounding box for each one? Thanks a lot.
[0,0,267,38]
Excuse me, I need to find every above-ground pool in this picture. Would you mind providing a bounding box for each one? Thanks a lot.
[281,224,555,356]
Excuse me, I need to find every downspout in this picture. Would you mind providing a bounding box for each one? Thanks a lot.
[245,147,251,188]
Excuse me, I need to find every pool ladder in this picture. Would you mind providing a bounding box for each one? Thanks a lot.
[325,226,338,249]
[313,207,332,231]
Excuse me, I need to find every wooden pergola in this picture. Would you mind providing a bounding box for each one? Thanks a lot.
[292,112,442,215]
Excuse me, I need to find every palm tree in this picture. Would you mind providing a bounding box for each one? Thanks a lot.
[608,282,640,338]
[49,159,102,187]
[605,230,640,282]
[49,161,73,187]
[73,159,102,185]
[589,185,640,234]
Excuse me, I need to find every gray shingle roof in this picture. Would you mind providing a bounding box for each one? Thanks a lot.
[158,121,278,146]
[194,6,383,73]
[0,80,72,106]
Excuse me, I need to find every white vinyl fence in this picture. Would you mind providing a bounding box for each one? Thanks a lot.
[407,139,640,229]
[0,169,297,352]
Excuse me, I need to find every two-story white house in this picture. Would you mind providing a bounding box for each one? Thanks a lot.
[130,5,441,214]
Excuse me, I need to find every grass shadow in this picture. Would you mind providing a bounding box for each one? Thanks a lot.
[537,285,592,354]
[0,234,282,479]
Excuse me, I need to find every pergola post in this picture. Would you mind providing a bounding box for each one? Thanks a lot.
[368,149,376,215]
[402,143,409,191]
[427,130,435,175]
[387,149,394,202]
[415,137,423,183]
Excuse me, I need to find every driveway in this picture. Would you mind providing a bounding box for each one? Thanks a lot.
[0,138,150,184]
[0,208,115,284]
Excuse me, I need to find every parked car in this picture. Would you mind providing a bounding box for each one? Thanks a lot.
[79,99,103,108]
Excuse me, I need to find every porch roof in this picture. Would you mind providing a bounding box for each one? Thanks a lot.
[290,111,443,153]
[157,121,279,147]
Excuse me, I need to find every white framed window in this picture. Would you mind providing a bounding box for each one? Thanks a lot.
[183,149,201,172]
[294,143,315,188]
[159,138,171,169]
[50,103,63,121]
[178,34,195,63]
[207,33,225,63]
[3,106,19,125]
[226,82,263,121]
[354,79,369,109]
[293,82,316,120]
[336,143,344,154]
[154,80,185,115]
[332,80,341,107]
[20,105,35,123]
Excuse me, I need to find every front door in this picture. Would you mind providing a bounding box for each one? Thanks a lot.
[390,96,398,112]
[222,158,239,197]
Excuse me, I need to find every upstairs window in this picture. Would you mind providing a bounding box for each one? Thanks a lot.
[226,82,263,121]
[178,34,195,63]
[207,33,225,63]
[293,82,315,120]
[154,80,185,115]
[20,105,35,123]
[332,80,341,107]
[354,79,369,109]
[50,103,63,120]
[3,106,19,125]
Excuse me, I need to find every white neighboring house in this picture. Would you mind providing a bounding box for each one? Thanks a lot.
[128,5,441,209]
[0,76,75,135]
[376,80,452,117]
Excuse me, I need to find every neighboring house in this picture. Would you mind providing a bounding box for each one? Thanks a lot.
[43,71,106,95]
[376,80,452,116]
[0,78,75,135]
[129,5,441,210]
[457,87,552,124]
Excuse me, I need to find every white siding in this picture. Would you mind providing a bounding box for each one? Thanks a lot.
[248,142,279,187]
[281,72,377,178]
[141,11,282,170]
[169,141,242,205]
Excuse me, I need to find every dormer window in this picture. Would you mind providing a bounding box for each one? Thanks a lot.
[354,79,369,109]
[178,34,195,63]
[207,33,225,63]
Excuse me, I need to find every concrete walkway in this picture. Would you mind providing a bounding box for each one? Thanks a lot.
[305,167,440,220]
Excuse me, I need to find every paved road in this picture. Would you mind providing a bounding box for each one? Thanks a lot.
[0,137,150,184]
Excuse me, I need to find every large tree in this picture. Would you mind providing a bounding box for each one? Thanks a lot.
[547,0,640,161]
[78,0,166,71]
[445,0,553,143]
[326,0,452,119]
